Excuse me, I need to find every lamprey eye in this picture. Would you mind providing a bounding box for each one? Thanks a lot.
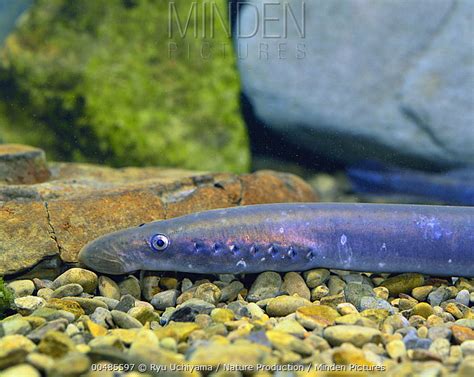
[150,234,169,251]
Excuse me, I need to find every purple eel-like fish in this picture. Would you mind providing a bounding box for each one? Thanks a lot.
[78,203,474,277]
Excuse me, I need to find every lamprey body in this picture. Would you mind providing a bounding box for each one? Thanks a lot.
[79,203,474,276]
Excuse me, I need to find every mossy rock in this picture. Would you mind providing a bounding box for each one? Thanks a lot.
[0,277,14,317]
[0,0,249,172]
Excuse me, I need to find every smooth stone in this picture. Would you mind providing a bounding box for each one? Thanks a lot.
[311,285,329,301]
[111,310,143,329]
[281,272,311,300]
[85,320,107,337]
[52,269,98,294]
[27,319,69,343]
[45,298,85,319]
[336,303,359,316]
[386,339,406,359]
[429,338,451,358]
[274,319,307,336]
[50,283,83,299]
[93,296,119,310]
[455,319,474,329]
[220,281,244,302]
[26,353,55,373]
[344,283,375,309]
[373,286,390,300]
[451,325,474,344]
[1,319,32,336]
[403,329,432,350]
[141,276,160,301]
[151,290,178,310]
[30,308,75,323]
[460,340,474,357]
[61,297,107,314]
[7,280,35,298]
[412,302,435,319]
[327,276,346,295]
[36,288,53,301]
[154,322,200,342]
[118,275,141,299]
[428,326,452,340]
[381,273,425,296]
[455,289,471,307]
[32,279,53,290]
[342,274,373,286]
[194,283,221,305]
[428,286,451,306]
[114,294,136,312]
[90,307,113,328]
[323,325,382,347]
[266,295,312,317]
[37,331,75,358]
[97,276,121,300]
[246,302,266,320]
[412,285,434,301]
[0,335,36,355]
[128,306,159,325]
[359,296,394,313]
[303,269,330,288]
[187,342,271,365]
[0,364,41,377]
[295,305,340,330]
[210,308,234,323]
[49,352,90,376]
[159,277,178,290]
[14,296,45,314]
[247,271,282,302]
[265,330,313,356]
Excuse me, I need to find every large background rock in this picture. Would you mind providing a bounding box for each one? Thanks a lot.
[0,0,249,172]
[0,145,317,275]
[237,0,474,169]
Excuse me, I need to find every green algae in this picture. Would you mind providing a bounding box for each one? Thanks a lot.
[0,0,249,172]
[0,277,13,317]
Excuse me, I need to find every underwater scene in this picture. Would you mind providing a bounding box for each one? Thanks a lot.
[0,1,473,376]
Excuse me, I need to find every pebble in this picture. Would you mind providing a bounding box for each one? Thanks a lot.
[30,308,75,323]
[429,338,451,358]
[265,295,311,317]
[274,319,307,336]
[52,268,98,294]
[323,325,382,347]
[97,276,121,300]
[45,298,85,318]
[373,286,389,300]
[27,319,69,342]
[111,310,143,329]
[327,275,346,295]
[50,352,90,376]
[36,288,53,301]
[428,326,452,341]
[141,276,160,301]
[342,273,373,286]
[428,286,451,307]
[281,272,311,300]
[220,281,244,302]
[403,329,432,350]
[7,280,35,298]
[412,302,435,319]
[94,296,119,310]
[0,364,41,377]
[210,308,234,323]
[37,331,76,358]
[412,285,434,301]
[247,272,282,302]
[151,290,178,310]
[194,283,221,305]
[311,284,329,300]
[160,277,178,290]
[1,319,32,336]
[386,339,406,359]
[460,340,474,357]
[114,294,136,312]
[50,283,83,298]
[452,325,474,343]
[344,283,374,309]
[303,269,330,288]
[455,290,471,306]
[61,297,108,314]
[118,275,141,299]
[381,273,425,296]
[90,307,113,328]
[13,296,45,314]
[359,296,394,313]
[26,353,54,372]
[128,306,159,325]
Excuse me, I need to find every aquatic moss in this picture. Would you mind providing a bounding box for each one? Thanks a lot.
[0,0,249,172]
[0,277,14,317]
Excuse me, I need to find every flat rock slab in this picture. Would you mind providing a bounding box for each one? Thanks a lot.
[0,144,51,184]
[0,159,317,275]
